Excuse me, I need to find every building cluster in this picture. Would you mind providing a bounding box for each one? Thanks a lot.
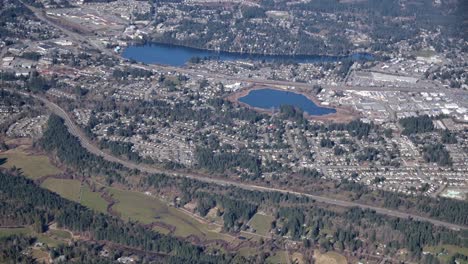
[6,115,49,138]
[0,0,466,201]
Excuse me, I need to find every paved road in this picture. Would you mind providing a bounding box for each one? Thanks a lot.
[20,2,468,231]
[23,92,466,231]
[22,1,468,96]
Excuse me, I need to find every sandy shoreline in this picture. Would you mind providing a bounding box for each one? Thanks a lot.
[226,85,359,123]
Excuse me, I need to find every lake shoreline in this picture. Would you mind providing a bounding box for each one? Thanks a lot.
[122,42,373,67]
[227,86,359,123]
[128,40,374,58]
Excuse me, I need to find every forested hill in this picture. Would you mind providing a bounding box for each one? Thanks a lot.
[0,171,239,264]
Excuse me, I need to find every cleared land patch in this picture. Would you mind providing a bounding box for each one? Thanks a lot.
[0,227,31,238]
[80,185,108,213]
[107,187,234,242]
[0,226,63,247]
[292,252,305,264]
[249,213,274,236]
[424,244,468,264]
[314,250,347,264]
[266,250,289,264]
[238,247,258,257]
[0,146,61,179]
[41,178,82,202]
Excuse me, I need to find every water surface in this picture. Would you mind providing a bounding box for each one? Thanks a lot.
[122,43,373,66]
[239,88,336,116]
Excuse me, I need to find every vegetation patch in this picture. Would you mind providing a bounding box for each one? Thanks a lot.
[48,229,71,240]
[80,185,108,213]
[424,245,468,264]
[108,188,233,241]
[248,213,274,236]
[266,250,289,264]
[41,178,81,202]
[0,227,63,247]
[0,227,31,238]
[31,248,49,263]
[314,250,347,264]
[238,247,258,257]
[291,252,305,264]
[0,146,61,179]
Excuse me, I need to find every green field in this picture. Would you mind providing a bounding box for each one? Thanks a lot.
[152,225,171,235]
[424,245,468,264]
[108,187,233,241]
[41,178,82,202]
[314,250,347,264]
[80,185,108,213]
[266,250,289,264]
[48,229,71,239]
[0,227,31,238]
[0,147,61,179]
[249,213,274,236]
[31,248,50,263]
[238,247,258,257]
[0,227,63,247]
[41,179,108,213]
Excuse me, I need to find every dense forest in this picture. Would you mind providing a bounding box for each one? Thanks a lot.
[40,114,129,184]
[0,171,239,263]
[399,115,435,135]
[147,0,466,56]
[422,143,452,166]
[195,147,261,177]
[141,172,468,259]
[42,115,468,227]
[35,115,468,263]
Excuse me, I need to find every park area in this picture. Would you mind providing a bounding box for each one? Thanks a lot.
[0,143,61,179]
[107,187,236,241]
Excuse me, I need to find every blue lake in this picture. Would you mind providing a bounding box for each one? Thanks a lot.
[239,88,336,116]
[122,43,373,66]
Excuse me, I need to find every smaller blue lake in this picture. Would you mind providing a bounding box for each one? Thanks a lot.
[239,88,336,116]
[122,43,373,66]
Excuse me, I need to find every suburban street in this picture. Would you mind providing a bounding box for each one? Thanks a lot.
[24,91,467,231]
[22,1,468,97]
[16,0,467,232]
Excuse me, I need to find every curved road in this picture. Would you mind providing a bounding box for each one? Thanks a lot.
[18,2,467,230]
[22,92,466,231]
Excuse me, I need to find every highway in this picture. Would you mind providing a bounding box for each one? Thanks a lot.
[23,91,466,231]
[21,1,468,96]
[19,2,468,231]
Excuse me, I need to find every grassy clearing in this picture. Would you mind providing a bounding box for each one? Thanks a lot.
[0,227,63,247]
[0,146,61,179]
[424,244,468,264]
[41,178,81,202]
[249,213,274,236]
[266,250,289,264]
[292,252,305,264]
[31,248,49,262]
[107,188,166,224]
[152,225,171,235]
[80,185,108,213]
[0,227,31,238]
[108,187,233,241]
[36,233,63,247]
[48,229,71,239]
[238,247,258,257]
[41,179,108,213]
[314,250,347,264]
